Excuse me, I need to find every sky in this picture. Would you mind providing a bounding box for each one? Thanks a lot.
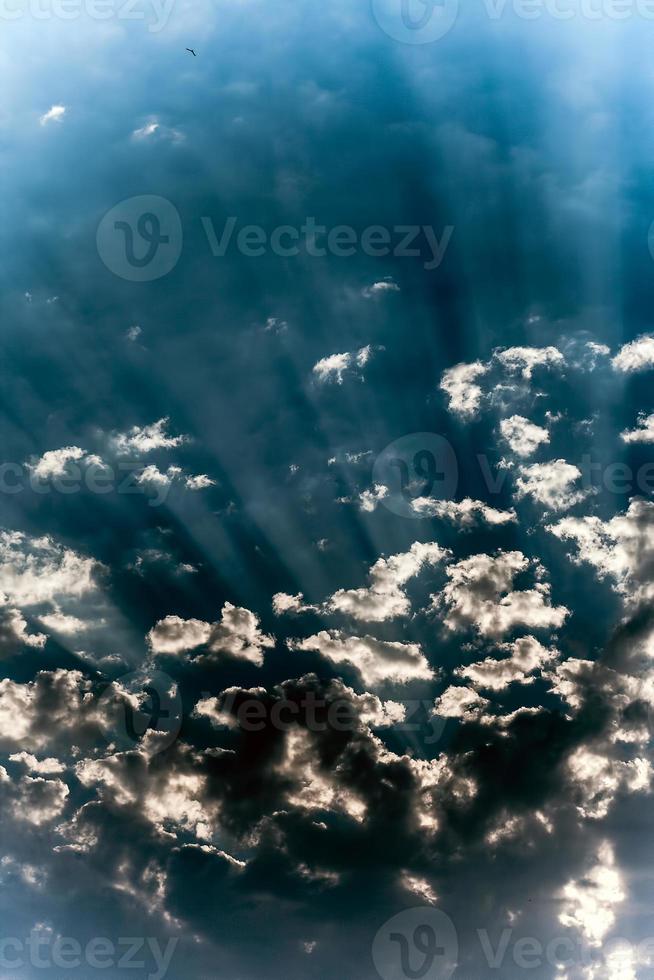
[3,1,654,978]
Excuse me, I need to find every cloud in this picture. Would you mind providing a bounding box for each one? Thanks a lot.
[312,345,379,384]
[272,593,319,616]
[411,497,517,527]
[132,117,185,142]
[147,603,275,665]
[0,531,100,608]
[184,473,216,490]
[288,631,433,686]
[515,460,591,511]
[500,415,550,458]
[327,541,447,622]
[494,345,565,379]
[433,685,489,720]
[612,334,654,373]
[455,636,558,691]
[620,412,654,444]
[28,447,107,482]
[436,551,569,637]
[358,484,388,512]
[0,605,46,652]
[361,278,400,298]
[440,361,489,419]
[39,105,66,126]
[0,669,95,753]
[559,842,625,946]
[110,418,188,455]
[440,346,567,421]
[548,499,654,600]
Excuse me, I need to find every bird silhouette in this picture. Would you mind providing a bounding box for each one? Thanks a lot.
[186,48,197,56]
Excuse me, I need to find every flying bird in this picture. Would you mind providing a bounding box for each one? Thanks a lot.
[186,48,197,56]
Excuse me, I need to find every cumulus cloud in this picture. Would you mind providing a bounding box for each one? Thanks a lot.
[312,345,379,384]
[0,605,46,652]
[612,334,654,373]
[494,345,565,379]
[435,551,569,637]
[411,497,516,527]
[0,670,95,753]
[110,418,188,455]
[548,499,654,600]
[272,593,319,616]
[515,460,591,511]
[433,685,489,720]
[500,415,550,458]
[358,484,388,512]
[559,842,626,946]
[184,473,216,490]
[0,531,100,608]
[327,541,447,622]
[29,446,85,478]
[620,412,654,444]
[288,631,433,686]
[147,603,275,665]
[456,636,558,691]
[440,361,489,419]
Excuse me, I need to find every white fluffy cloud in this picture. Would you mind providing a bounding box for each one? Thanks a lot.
[433,685,489,720]
[515,460,591,511]
[548,499,654,600]
[147,602,275,665]
[620,412,654,444]
[411,497,516,527]
[288,631,433,686]
[111,418,188,455]
[499,415,550,458]
[436,551,569,638]
[328,541,447,622]
[440,361,489,419]
[494,345,564,379]
[612,334,654,373]
[0,531,100,608]
[359,484,388,512]
[456,636,557,691]
[312,346,378,384]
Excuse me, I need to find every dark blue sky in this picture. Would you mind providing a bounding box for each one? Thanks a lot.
[3,2,654,978]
